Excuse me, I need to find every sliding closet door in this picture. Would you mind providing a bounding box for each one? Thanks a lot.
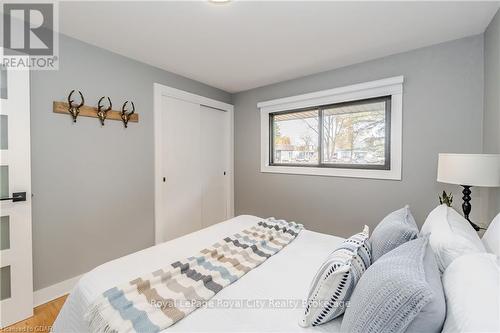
[200,106,228,227]
[156,87,232,244]
[160,97,202,242]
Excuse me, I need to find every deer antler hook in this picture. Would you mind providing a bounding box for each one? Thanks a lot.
[121,101,135,128]
[97,96,112,126]
[67,90,85,123]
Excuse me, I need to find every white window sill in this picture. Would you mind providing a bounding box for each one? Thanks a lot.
[261,165,401,180]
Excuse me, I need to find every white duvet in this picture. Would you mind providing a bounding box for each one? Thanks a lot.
[52,215,344,332]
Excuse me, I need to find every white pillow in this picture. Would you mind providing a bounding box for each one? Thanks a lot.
[483,213,500,257]
[442,253,500,333]
[421,205,486,272]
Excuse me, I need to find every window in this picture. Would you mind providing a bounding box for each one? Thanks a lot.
[259,76,403,179]
[270,97,390,169]
[271,109,319,165]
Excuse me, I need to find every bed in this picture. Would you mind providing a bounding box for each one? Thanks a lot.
[52,215,344,332]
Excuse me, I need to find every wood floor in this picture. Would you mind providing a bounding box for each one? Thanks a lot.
[1,295,67,333]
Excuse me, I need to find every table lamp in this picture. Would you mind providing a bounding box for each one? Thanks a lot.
[437,153,500,231]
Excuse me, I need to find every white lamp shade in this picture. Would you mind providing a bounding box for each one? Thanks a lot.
[437,154,500,187]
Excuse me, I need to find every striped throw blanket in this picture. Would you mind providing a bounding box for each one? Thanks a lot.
[85,218,303,333]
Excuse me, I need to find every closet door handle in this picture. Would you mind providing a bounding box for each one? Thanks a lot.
[0,192,27,202]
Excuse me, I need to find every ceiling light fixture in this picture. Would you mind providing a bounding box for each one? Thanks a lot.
[209,0,231,4]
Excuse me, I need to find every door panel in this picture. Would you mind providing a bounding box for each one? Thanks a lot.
[0,216,10,251]
[160,96,202,242]
[0,266,11,301]
[200,106,227,227]
[0,59,33,327]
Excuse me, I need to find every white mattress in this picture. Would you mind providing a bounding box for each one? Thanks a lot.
[52,215,345,332]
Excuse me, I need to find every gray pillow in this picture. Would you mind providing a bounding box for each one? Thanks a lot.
[370,205,418,262]
[341,236,446,333]
[405,242,446,333]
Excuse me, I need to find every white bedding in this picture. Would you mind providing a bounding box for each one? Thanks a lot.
[52,215,345,332]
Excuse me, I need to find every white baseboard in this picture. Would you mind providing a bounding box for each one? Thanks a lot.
[33,274,82,307]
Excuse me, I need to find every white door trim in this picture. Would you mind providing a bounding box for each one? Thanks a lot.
[153,84,234,244]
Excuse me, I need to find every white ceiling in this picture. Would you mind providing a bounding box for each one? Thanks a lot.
[58,1,500,93]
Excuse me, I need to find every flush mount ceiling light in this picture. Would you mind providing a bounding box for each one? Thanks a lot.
[209,0,231,3]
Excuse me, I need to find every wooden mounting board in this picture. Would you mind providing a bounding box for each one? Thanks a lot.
[53,101,139,122]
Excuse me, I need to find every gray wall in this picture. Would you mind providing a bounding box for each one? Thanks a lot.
[233,35,484,237]
[30,34,231,290]
[31,30,493,290]
[484,9,500,221]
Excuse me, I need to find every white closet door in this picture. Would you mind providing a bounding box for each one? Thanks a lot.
[200,106,228,227]
[160,96,202,242]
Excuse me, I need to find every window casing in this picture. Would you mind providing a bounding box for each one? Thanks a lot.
[269,96,391,170]
[258,76,403,180]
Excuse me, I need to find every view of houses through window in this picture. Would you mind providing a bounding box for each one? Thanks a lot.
[272,110,319,164]
[271,96,390,169]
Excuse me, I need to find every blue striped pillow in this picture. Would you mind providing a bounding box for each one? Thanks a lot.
[299,226,371,327]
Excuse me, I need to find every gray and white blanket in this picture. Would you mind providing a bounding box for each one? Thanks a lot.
[85,218,303,333]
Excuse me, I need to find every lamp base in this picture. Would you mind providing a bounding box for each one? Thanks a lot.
[461,185,481,231]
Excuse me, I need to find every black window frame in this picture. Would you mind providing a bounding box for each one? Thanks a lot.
[269,96,391,170]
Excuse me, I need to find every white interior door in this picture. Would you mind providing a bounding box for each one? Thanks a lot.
[160,96,202,243]
[0,58,33,327]
[200,106,228,227]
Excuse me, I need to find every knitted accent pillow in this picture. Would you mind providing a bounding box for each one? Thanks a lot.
[299,226,371,327]
[341,236,446,333]
[370,205,419,262]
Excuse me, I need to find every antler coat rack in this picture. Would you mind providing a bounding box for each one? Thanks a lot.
[97,96,112,126]
[67,90,85,122]
[53,90,139,127]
